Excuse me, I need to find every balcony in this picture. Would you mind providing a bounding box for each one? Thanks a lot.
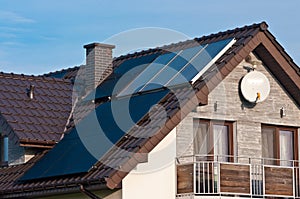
[176,155,300,198]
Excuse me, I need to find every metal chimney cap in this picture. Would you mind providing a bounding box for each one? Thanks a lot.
[83,42,115,49]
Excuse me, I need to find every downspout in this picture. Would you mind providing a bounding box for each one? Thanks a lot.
[79,185,102,199]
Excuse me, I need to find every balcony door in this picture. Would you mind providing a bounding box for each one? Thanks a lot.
[262,125,298,166]
[194,119,233,162]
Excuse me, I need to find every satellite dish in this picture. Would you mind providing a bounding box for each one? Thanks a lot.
[240,71,270,103]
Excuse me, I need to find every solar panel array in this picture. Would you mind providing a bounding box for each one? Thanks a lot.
[20,89,169,180]
[118,38,235,97]
[20,38,235,180]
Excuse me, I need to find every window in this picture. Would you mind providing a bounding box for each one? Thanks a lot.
[194,119,233,162]
[262,125,298,166]
[0,134,8,166]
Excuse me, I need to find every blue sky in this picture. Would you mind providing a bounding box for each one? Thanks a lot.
[0,0,300,75]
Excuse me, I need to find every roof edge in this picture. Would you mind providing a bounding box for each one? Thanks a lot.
[0,71,72,83]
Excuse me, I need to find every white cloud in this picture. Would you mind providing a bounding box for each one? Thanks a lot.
[0,11,35,23]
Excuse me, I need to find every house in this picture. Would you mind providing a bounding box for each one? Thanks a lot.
[0,21,299,199]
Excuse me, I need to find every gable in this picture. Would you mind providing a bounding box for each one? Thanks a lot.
[254,44,300,106]
[199,51,300,125]
[196,52,300,160]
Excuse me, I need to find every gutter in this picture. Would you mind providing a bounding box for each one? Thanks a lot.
[79,185,102,199]
[0,183,107,199]
[19,139,56,149]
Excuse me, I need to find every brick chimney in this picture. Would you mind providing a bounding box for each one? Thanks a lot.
[83,42,115,91]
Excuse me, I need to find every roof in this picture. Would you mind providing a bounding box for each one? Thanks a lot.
[0,73,73,147]
[21,88,171,180]
[43,66,81,80]
[0,21,299,198]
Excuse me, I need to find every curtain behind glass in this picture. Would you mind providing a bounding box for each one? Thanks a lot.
[213,124,228,162]
[279,130,294,166]
[194,122,209,160]
[262,127,275,165]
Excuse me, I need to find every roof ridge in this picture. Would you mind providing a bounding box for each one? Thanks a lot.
[0,71,72,83]
[41,22,268,78]
[43,65,82,77]
[195,21,267,41]
[114,21,268,62]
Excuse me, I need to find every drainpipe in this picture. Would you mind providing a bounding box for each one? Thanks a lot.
[79,184,102,199]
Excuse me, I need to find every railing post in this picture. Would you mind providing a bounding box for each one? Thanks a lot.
[293,164,295,198]
[218,162,220,194]
[193,161,197,194]
[262,164,266,196]
[249,163,252,198]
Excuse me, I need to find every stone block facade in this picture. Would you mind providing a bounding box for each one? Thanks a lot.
[176,52,300,161]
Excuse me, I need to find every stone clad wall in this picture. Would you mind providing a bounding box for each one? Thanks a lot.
[177,53,300,160]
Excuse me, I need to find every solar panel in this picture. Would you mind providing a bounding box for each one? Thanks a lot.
[20,89,170,180]
[118,38,235,97]
[118,52,178,96]
[140,45,204,91]
[84,53,160,101]
[190,38,236,83]
[165,44,209,86]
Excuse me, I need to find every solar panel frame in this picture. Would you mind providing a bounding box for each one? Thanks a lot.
[191,38,236,84]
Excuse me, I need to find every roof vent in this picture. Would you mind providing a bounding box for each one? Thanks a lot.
[27,84,35,99]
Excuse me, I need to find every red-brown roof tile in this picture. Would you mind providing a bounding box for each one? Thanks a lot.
[0,73,73,146]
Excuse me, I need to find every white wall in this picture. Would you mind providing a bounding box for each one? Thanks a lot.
[122,129,176,199]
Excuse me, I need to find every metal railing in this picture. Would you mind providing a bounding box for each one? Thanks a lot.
[176,155,300,198]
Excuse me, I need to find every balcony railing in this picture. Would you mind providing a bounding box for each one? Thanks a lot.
[176,155,300,198]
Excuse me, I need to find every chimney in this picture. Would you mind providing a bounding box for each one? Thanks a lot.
[83,42,115,91]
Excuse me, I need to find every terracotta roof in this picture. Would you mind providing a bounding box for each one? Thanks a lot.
[0,21,299,198]
[0,73,73,146]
